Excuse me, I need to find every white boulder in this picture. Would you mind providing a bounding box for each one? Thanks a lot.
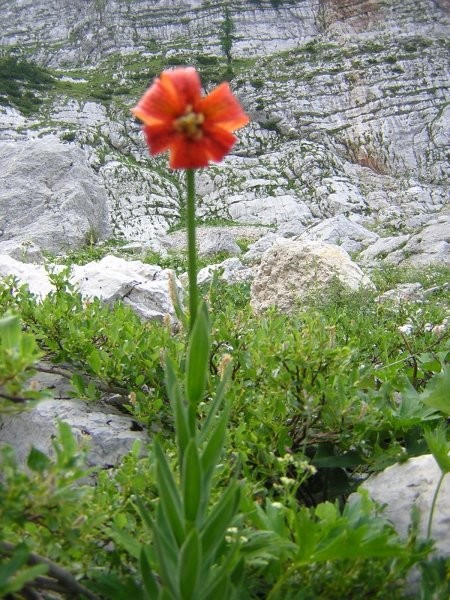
[251,240,375,313]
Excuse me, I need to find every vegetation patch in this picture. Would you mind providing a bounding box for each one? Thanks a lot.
[0,53,54,115]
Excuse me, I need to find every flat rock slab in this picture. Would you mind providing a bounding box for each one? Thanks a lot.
[0,399,149,468]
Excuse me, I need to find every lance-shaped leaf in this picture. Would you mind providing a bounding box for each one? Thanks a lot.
[140,546,160,600]
[182,438,203,525]
[153,504,179,597]
[201,481,241,564]
[185,303,210,415]
[178,528,201,600]
[154,439,185,547]
[165,356,190,460]
[201,404,229,492]
[199,362,233,444]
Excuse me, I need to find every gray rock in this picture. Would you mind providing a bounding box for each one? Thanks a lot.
[0,240,45,264]
[0,399,148,468]
[195,257,254,287]
[198,231,242,258]
[0,137,111,253]
[243,233,283,264]
[228,194,313,227]
[298,215,379,254]
[167,226,270,254]
[376,283,424,305]
[71,255,183,322]
[357,455,450,558]
[251,240,375,313]
[359,235,411,264]
[0,254,62,297]
[399,216,450,267]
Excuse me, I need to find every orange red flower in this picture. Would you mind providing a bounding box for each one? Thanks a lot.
[132,67,249,169]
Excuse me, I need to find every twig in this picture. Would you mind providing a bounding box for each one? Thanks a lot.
[35,364,130,396]
[0,392,30,403]
[0,541,101,600]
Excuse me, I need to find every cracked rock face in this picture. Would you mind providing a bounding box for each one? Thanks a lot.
[0,0,449,260]
[0,137,111,253]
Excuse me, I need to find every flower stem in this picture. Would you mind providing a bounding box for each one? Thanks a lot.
[427,470,445,539]
[186,169,198,331]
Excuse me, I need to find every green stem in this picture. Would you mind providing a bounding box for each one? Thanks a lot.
[186,169,198,331]
[427,470,445,538]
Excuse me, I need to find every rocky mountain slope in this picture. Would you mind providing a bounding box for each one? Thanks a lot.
[0,0,449,256]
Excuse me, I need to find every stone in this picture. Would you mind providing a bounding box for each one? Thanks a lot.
[250,240,375,313]
[356,455,450,558]
[195,257,254,287]
[167,226,270,254]
[0,399,148,468]
[399,216,450,267]
[227,194,313,227]
[298,215,379,254]
[71,255,183,322]
[0,240,46,264]
[359,235,411,264]
[243,232,283,264]
[0,137,111,253]
[198,231,242,258]
[376,283,425,305]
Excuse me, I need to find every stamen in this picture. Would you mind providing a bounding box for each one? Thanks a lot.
[174,107,205,140]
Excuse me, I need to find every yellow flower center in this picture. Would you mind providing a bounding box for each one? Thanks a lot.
[174,105,205,140]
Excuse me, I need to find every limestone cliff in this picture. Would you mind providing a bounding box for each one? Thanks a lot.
[0,0,449,250]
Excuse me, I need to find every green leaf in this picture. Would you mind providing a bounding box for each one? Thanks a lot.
[71,372,86,396]
[182,439,203,525]
[110,527,143,559]
[153,505,179,597]
[201,482,240,563]
[200,571,230,600]
[154,439,185,547]
[165,356,190,461]
[27,447,51,473]
[424,424,450,474]
[0,311,21,349]
[134,497,154,531]
[185,302,210,412]
[178,528,201,600]
[140,546,160,599]
[199,361,232,444]
[201,406,229,490]
[421,365,450,415]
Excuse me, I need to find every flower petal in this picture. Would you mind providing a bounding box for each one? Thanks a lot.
[168,138,211,169]
[168,127,237,169]
[143,124,177,155]
[132,67,202,126]
[198,83,249,132]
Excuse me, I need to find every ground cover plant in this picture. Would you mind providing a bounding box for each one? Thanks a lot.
[1,259,449,598]
[1,65,450,598]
